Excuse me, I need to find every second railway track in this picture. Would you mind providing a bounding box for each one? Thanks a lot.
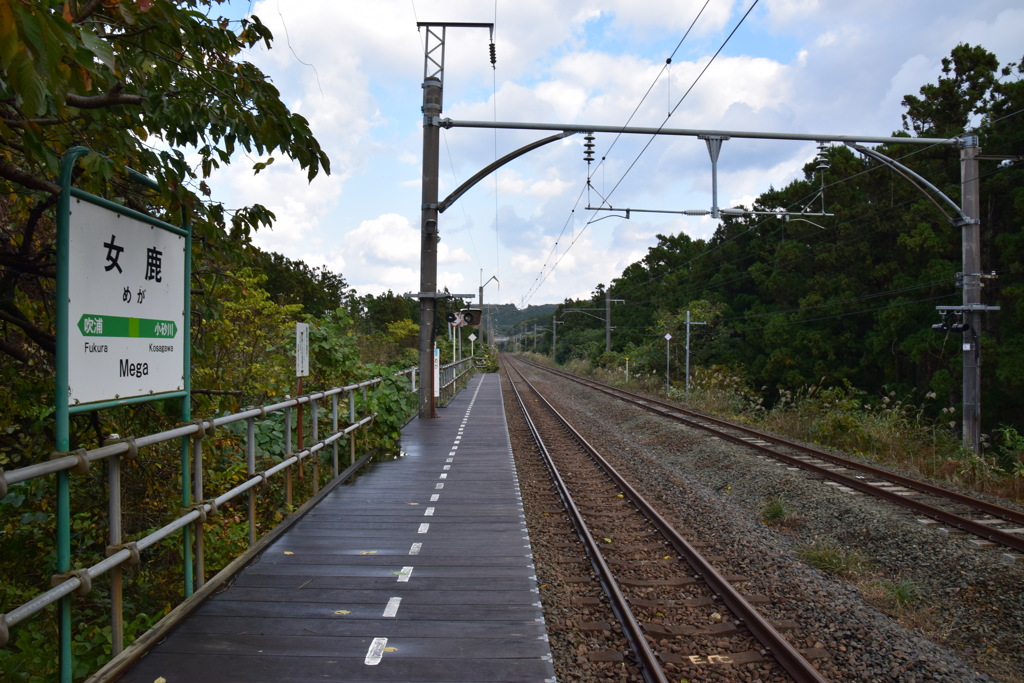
[514,356,1024,557]
[503,355,1023,681]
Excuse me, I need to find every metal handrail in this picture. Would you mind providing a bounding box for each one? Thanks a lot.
[0,370,415,666]
[438,356,477,405]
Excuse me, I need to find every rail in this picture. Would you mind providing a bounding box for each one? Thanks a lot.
[519,356,1024,554]
[506,357,826,682]
[0,370,421,678]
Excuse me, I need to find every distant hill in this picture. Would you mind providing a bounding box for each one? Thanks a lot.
[486,303,558,334]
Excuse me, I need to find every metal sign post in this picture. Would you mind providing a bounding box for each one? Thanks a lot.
[55,147,191,681]
[295,322,309,480]
[664,333,672,392]
[684,310,707,399]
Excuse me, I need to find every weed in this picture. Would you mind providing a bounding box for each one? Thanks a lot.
[861,578,936,630]
[760,496,800,528]
[877,579,923,608]
[796,540,870,578]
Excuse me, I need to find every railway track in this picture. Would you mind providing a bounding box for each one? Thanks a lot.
[513,356,1024,557]
[503,357,828,682]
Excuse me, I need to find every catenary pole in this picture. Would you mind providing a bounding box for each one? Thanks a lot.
[606,289,611,352]
[960,136,981,453]
[418,75,441,418]
[685,310,707,398]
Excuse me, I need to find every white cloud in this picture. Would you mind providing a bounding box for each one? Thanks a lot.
[203,0,1021,308]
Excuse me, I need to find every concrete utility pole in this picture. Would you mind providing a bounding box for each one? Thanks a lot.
[480,272,498,346]
[849,137,996,454]
[960,136,982,453]
[684,310,707,398]
[603,290,625,352]
[415,22,492,418]
[552,315,561,362]
[418,75,441,418]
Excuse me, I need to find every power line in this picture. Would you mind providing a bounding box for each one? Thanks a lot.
[521,0,761,306]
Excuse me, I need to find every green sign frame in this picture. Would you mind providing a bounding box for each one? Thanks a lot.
[54,147,193,682]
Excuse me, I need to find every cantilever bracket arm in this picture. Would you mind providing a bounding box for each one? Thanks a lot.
[437,131,575,213]
[845,142,972,226]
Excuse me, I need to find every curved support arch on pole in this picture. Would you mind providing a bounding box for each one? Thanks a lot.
[847,136,991,453]
[437,131,575,213]
[844,142,972,226]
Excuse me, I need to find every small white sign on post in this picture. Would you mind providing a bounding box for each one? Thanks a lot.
[68,198,185,405]
[433,346,440,398]
[296,322,309,377]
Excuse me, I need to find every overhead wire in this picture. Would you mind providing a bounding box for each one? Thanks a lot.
[608,114,1024,307]
[525,14,1024,311]
[521,0,761,306]
[520,1,721,304]
[601,0,762,204]
[597,141,1024,339]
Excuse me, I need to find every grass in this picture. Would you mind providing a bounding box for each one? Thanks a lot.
[875,579,923,608]
[795,540,870,578]
[861,579,937,631]
[577,359,1024,504]
[760,496,802,528]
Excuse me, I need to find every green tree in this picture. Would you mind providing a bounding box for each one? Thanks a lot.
[555,44,1023,437]
[0,0,330,461]
[356,290,418,334]
[901,43,1001,137]
[0,0,329,363]
[251,249,352,318]
[191,270,302,409]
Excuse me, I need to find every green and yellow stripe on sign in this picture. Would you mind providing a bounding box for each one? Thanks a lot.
[77,314,177,339]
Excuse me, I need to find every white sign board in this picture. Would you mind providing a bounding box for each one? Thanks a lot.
[664,333,672,341]
[296,322,309,377]
[468,333,477,342]
[68,198,185,405]
[433,346,440,398]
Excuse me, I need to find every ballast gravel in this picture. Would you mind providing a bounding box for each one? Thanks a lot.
[504,364,1024,682]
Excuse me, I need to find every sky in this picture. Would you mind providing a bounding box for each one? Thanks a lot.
[210,0,1023,308]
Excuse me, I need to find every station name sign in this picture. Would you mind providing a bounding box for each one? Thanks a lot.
[67,198,185,405]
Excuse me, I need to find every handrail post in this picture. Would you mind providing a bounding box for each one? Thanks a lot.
[246,417,256,547]
[331,394,339,477]
[180,429,193,599]
[349,389,356,467]
[108,448,123,655]
[284,403,293,509]
[192,434,205,590]
[311,399,320,495]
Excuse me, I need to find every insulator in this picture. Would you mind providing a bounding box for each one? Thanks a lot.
[489,42,496,66]
[584,134,596,163]
[816,141,830,170]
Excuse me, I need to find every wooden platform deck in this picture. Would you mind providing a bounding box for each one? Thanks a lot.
[118,373,556,682]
